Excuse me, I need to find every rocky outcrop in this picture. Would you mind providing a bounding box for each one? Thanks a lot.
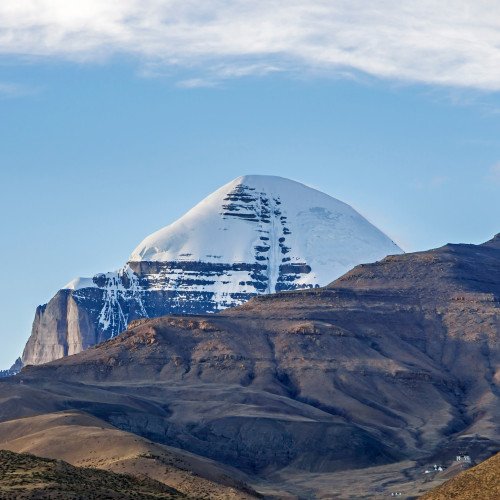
[22,290,98,366]
[21,175,401,366]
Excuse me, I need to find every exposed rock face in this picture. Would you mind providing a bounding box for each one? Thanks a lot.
[6,234,498,498]
[22,175,401,366]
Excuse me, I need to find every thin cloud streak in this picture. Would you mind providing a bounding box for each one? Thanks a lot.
[2,2,500,89]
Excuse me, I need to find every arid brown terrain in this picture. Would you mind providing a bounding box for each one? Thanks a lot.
[1,235,499,498]
[0,412,260,499]
[0,449,183,499]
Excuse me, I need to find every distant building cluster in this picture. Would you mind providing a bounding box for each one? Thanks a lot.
[424,464,444,474]
[423,453,473,476]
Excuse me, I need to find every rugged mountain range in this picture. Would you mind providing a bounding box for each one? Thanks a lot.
[2,234,498,498]
[21,175,401,366]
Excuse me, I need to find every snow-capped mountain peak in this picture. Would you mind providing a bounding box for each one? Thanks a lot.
[22,174,402,366]
[129,174,401,293]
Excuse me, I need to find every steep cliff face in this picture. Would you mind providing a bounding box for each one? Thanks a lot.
[22,175,401,366]
[23,290,99,366]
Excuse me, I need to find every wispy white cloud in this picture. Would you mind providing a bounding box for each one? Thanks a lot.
[176,62,281,88]
[2,2,500,89]
[177,77,217,89]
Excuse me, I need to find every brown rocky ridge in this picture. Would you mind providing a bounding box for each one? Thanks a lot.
[1,234,499,498]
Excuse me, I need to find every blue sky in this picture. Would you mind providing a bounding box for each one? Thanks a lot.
[1,2,500,368]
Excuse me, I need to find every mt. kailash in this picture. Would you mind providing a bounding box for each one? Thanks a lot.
[22,175,402,366]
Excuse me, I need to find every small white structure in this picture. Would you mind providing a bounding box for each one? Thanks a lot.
[425,464,444,474]
[456,454,471,462]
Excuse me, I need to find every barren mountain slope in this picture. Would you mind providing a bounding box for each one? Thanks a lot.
[3,235,499,497]
[0,411,259,499]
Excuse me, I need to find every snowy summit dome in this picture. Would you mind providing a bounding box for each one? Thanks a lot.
[130,174,402,291]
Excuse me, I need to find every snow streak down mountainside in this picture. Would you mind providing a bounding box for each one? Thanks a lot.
[22,175,402,365]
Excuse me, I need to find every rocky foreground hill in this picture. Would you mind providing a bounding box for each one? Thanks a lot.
[1,234,498,498]
[0,449,184,499]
